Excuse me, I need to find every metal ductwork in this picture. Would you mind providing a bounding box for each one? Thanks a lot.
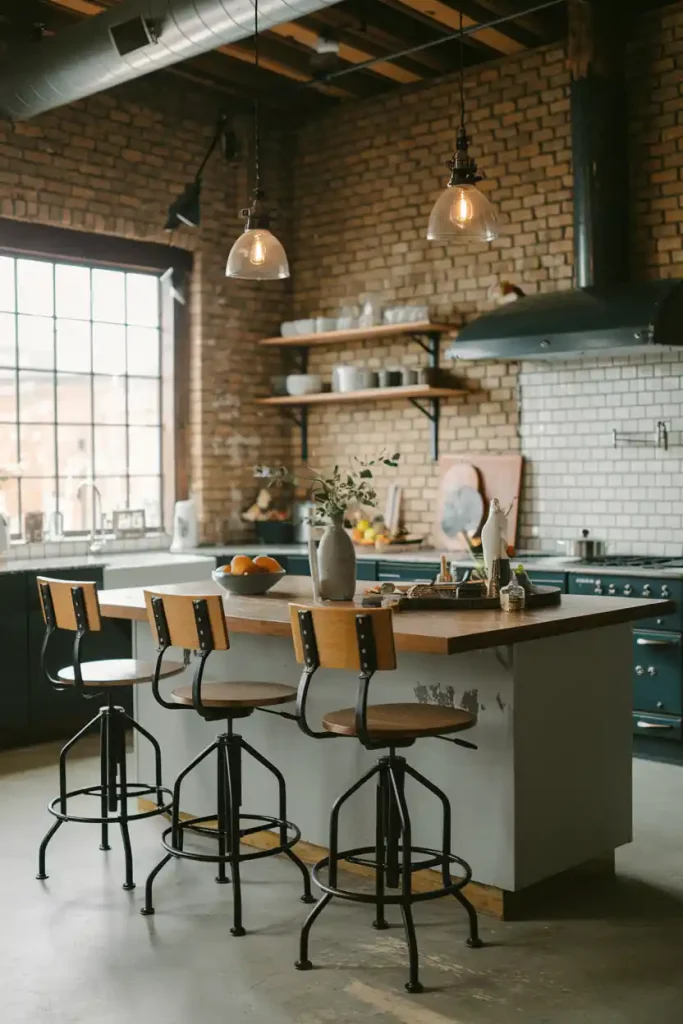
[0,0,343,121]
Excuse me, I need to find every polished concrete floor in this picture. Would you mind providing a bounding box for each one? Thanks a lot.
[2,740,683,1024]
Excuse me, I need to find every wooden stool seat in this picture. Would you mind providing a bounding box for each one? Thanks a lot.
[322,703,476,741]
[58,659,185,687]
[170,681,297,709]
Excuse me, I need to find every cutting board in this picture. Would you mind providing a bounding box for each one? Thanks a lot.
[436,463,484,547]
[435,454,523,552]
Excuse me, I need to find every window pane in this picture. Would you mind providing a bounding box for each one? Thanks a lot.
[0,313,17,367]
[57,425,92,478]
[93,323,125,375]
[128,426,160,475]
[18,315,54,371]
[95,476,127,526]
[0,370,16,423]
[21,477,56,520]
[59,478,92,533]
[18,371,54,422]
[94,425,126,475]
[17,259,54,316]
[55,264,91,320]
[1,477,19,536]
[0,258,15,312]
[129,476,161,529]
[94,374,126,425]
[128,377,158,425]
[56,319,90,373]
[19,425,54,475]
[92,269,125,323]
[57,374,92,424]
[126,273,159,327]
[0,422,18,466]
[127,327,159,376]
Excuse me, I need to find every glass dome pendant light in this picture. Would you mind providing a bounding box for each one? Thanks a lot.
[226,0,290,281]
[427,12,498,244]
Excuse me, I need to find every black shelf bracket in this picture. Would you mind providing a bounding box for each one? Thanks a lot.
[281,406,308,461]
[410,329,442,461]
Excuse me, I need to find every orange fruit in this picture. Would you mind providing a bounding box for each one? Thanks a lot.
[221,565,232,574]
[253,555,284,573]
[230,554,258,575]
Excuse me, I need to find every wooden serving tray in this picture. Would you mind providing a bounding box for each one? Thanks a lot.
[362,585,562,612]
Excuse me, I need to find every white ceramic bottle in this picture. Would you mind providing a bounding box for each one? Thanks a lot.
[481,498,509,576]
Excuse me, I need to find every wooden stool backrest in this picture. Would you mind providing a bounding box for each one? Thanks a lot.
[289,604,396,671]
[36,577,102,632]
[144,589,230,652]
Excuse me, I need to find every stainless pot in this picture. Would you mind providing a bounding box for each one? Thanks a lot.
[557,529,606,561]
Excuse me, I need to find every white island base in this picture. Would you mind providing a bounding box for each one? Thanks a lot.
[130,619,632,917]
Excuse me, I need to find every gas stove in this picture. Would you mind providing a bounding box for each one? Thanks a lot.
[576,555,683,570]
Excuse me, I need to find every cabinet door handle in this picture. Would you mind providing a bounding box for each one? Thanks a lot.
[635,720,674,730]
[379,573,402,580]
[636,638,678,647]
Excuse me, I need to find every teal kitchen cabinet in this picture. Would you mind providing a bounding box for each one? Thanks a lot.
[0,573,30,747]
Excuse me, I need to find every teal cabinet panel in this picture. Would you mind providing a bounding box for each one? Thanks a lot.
[377,561,438,583]
[632,630,682,715]
[356,561,377,581]
[0,573,30,744]
[526,570,567,592]
[287,555,311,577]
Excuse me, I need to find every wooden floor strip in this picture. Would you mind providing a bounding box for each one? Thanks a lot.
[346,980,466,1023]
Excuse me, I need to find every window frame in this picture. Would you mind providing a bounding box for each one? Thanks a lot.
[0,219,192,539]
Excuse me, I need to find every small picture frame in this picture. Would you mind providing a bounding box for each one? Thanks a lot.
[113,509,147,538]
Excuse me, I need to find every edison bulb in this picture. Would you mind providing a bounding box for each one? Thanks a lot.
[226,227,290,280]
[427,182,498,243]
[249,233,267,266]
[452,187,473,225]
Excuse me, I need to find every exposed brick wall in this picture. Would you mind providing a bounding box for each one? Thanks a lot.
[0,73,292,543]
[285,2,683,550]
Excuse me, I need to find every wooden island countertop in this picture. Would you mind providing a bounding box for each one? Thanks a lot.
[98,575,674,656]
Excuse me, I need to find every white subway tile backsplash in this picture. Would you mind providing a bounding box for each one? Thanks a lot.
[520,350,683,555]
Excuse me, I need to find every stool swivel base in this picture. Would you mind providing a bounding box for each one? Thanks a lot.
[295,751,482,994]
[140,719,315,934]
[36,698,173,891]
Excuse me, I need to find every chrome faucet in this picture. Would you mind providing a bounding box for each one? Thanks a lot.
[76,481,105,553]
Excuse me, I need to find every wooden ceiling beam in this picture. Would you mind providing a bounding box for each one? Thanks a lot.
[472,0,564,39]
[302,4,452,76]
[269,19,422,85]
[387,0,525,54]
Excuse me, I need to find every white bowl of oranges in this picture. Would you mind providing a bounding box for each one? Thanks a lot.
[212,554,286,596]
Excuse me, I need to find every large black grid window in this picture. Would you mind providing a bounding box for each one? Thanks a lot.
[0,255,164,538]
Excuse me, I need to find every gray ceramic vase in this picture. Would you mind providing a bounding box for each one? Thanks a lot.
[313,516,356,601]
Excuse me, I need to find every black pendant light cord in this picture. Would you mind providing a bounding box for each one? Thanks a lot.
[459,9,466,134]
[253,0,262,198]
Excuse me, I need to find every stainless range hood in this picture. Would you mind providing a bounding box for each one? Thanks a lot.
[448,280,683,361]
[447,0,683,363]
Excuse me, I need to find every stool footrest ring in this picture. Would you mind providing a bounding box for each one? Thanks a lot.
[47,785,173,824]
[312,845,472,904]
[161,813,302,864]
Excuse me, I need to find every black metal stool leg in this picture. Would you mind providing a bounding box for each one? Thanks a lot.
[37,710,102,880]
[404,762,482,949]
[373,764,389,930]
[295,892,334,971]
[140,853,173,916]
[215,738,230,885]
[115,711,135,891]
[123,711,165,809]
[171,738,219,849]
[241,737,315,904]
[99,710,110,851]
[226,733,246,937]
[389,760,423,994]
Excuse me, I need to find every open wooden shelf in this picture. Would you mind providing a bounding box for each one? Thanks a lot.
[259,321,457,348]
[255,384,467,407]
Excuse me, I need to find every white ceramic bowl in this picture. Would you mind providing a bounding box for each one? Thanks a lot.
[280,321,297,337]
[294,319,316,335]
[316,316,337,333]
[286,373,323,396]
[212,568,285,596]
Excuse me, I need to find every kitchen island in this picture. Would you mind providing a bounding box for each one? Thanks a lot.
[99,576,673,918]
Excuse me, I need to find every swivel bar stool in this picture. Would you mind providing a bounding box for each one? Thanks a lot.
[35,577,183,890]
[140,588,314,933]
[289,603,483,994]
